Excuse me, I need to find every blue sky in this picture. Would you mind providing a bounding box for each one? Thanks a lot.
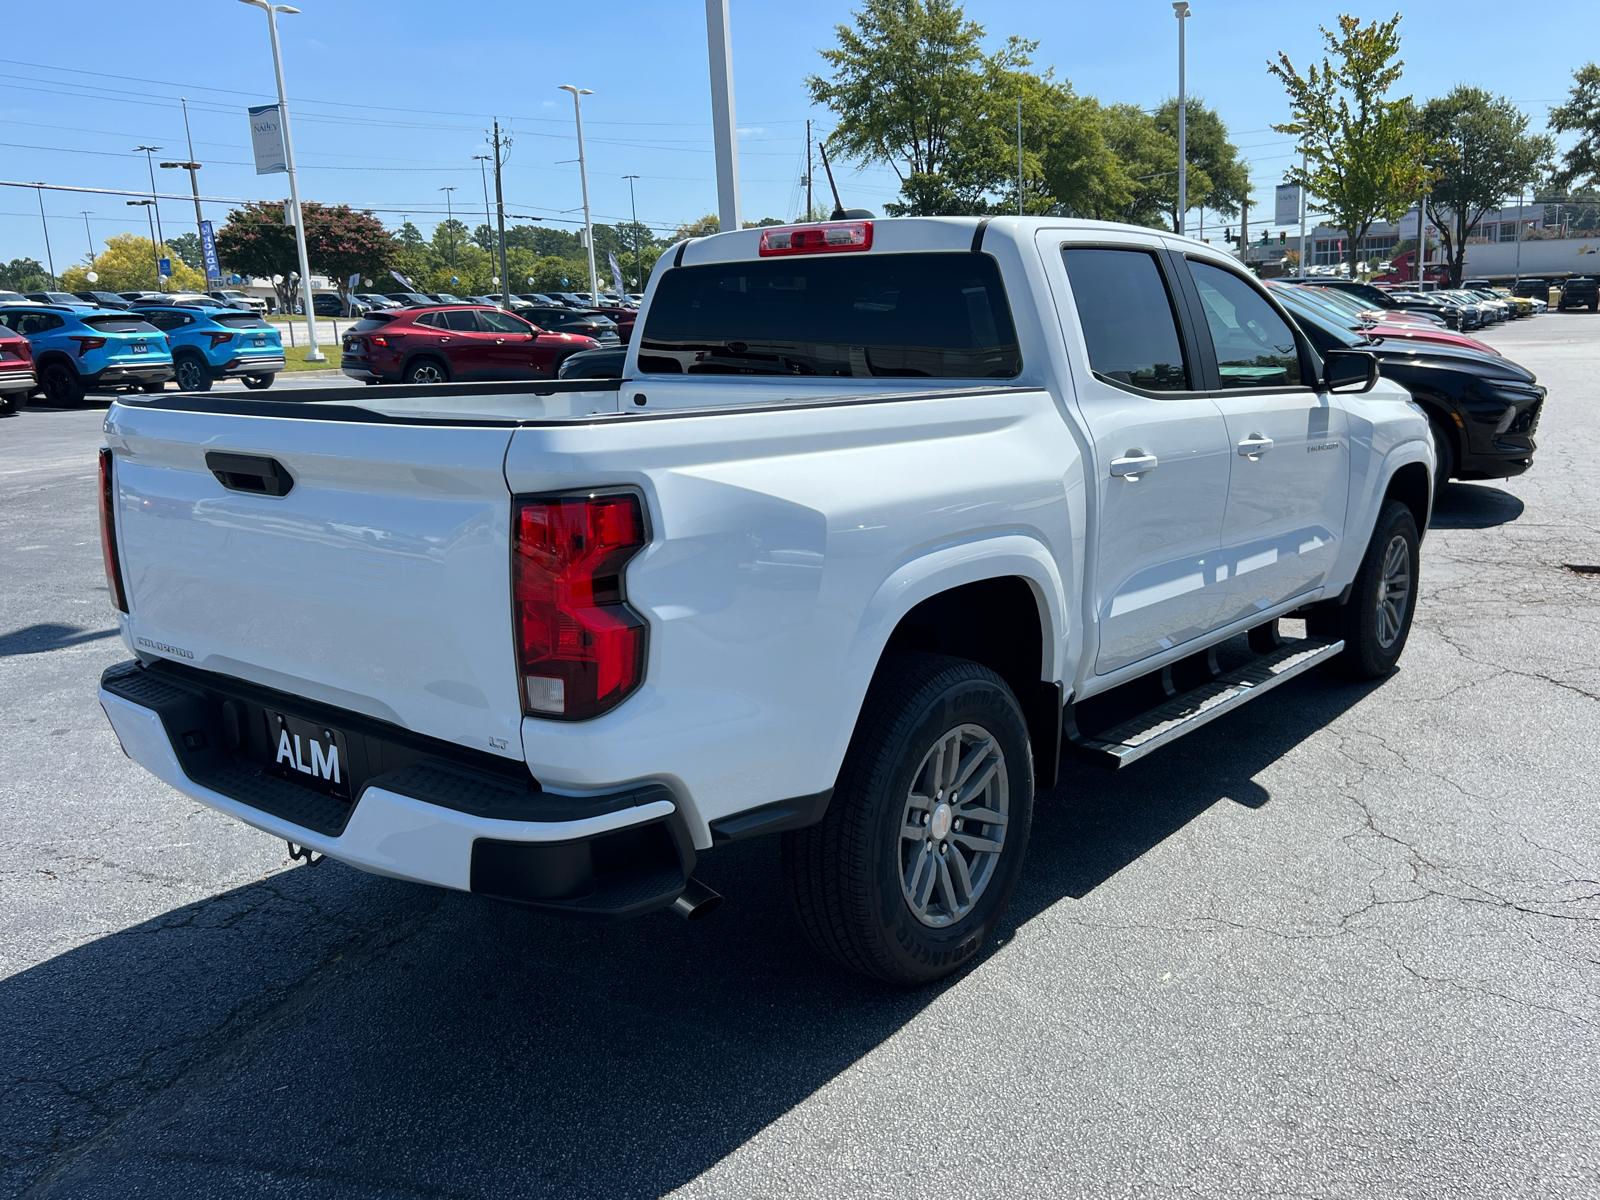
[2,0,1594,271]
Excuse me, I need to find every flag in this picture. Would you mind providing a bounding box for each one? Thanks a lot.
[608,251,625,298]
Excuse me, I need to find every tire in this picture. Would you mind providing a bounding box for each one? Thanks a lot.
[1428,415,1456,485]
[241,374,275,390]
[40,362,86,407]
[404,358,448,384]
[0,391,28,416]
[137,382,165,394]
[781,653,1035,986]
[173,355,213,393]
[1309,499,1420,680]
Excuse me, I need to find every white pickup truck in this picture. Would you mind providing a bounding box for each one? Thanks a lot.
[97,217,1432,984]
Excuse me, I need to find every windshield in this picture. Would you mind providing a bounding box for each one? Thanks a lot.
[640,252,1022,378]
[1269,287,1364,348]
[81,315,161,333]
[1284,286,1366,328]
[214,313,272,329]
[352,315,395,333]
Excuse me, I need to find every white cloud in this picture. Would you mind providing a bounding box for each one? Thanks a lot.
[737,126,765,136]
[543,100,557,107]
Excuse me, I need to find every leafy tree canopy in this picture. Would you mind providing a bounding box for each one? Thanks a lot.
[1270,13,1428,275]
[60,235,207,293]
[1549,63,1600,192]
[0,258,49,292]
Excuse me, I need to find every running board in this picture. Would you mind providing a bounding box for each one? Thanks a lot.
[1066,637,1345,768]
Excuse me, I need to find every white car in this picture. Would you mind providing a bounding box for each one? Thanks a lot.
[96,216,1432,984]
[209,290,270,315]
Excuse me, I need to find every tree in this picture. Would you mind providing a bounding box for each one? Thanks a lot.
[1420,87,1552,286]
[215,201,392,309]
[1549,63,1600,192]
[1093,104,1178,227]
[60,235,208,292]
[674,215,720,240]
[167,232,203,272]
[0,258,48,292]
[306,205,394,299]
[807,0,988,215]
[1153,98,1250,227]
[215,201,304,311]
[1269,14,1428,277]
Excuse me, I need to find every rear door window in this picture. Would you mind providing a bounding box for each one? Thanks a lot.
[480,310,533,334]
[1187,261,1302,389]
[1060,247,1189,392]
[443,309,485,332]
[639,252,1021,378]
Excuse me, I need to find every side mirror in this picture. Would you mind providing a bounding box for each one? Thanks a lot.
[1323,348,1379,394]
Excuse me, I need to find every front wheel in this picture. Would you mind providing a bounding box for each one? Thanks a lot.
[241,373,275,390]
[782,654,1034,986]
[1309,499,1420,680]
[40,363,86,406]
[173,356,213,393]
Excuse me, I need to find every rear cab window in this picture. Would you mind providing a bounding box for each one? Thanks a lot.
[639,252,1021,378]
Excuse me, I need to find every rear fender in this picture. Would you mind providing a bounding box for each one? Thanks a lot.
[832,534,1071,767]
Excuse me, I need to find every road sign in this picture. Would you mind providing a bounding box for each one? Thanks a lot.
[158,258,172,278]
[200,220,222,280]
[248,105,288,175]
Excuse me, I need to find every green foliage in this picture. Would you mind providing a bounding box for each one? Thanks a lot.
[1153,98,1251,223]
[214,201,393,310]
[1549,63,1600,192]
[0,258,49,291]
[1269,14,1428,276]
[166,232,203,272]
[60,235,207,292]
[675,215,721,239]
[1421,86,1553,285]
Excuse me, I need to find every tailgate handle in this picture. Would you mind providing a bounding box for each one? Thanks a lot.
[205,451,294,497]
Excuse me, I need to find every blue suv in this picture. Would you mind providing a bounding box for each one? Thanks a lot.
[0,306,173,404]
[129,304,286,391]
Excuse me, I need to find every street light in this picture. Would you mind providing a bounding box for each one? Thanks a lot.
[1173,2,1190,237]
[133,145,165,251]
[237,0,323,359]
[558,85,599,303]
[472,154,494,254]
[439,186,457,269]
[80,211,95,265]
[127,199,161,289]
[623,174,643,300]
[161,97,210,286]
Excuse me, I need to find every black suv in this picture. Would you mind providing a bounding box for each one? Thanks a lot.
[1558,276,1598,312]
[1513,278,1548,299]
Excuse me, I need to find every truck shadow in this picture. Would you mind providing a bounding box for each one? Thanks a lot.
[0,672,1380,1199]
[1429,481,1525,529]
[0,622,119,658]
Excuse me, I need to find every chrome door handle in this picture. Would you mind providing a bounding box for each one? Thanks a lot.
[1237,434,1274,458]
[1110,452,1159,479]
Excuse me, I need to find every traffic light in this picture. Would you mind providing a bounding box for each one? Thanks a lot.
[1260,230,1270,245]
[1279,231,1288,245]
[1224,227,1235,244]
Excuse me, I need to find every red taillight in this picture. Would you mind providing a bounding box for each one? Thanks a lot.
[12,339,32,363]
[758,220,873,257]
[69,336,107,357]
[98,448,129,614]
[368,335,387,347]
[512,493,647,720]
[207,331,235,348]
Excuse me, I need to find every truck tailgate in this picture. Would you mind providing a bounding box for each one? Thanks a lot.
[105,404,525,762]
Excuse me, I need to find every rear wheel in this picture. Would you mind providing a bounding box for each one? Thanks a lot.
[241,373,275,390]
[40,363,86,406]
[173,355,213,392]
[782,654,1034,986]
[404,358,448,385]
[1309,499,1420,680]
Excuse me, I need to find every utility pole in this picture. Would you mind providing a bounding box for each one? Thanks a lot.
[623,174,643,295]
[1173,2,1190,236]
[134,145,165,249]
[1298,152,1308,276]
[81,211,95,265]
[473,153,493,253]
[127,199,159,287]
[704,0,742,232]
[35,188,56,287]
[491,121,511,307]
[804,120,813,220]
[1514,183,1526,288]
[1238,197,1250,268]
[439,186,457,270]
[160,102,206,282]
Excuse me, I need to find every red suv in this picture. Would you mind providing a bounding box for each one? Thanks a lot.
[340,305,599,385]
[0,325,36,415]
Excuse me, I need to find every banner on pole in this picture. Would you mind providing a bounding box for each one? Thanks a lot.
[390,269,417,291]
[607,251,625,297]
[1274,184,1303,227]
[158,258,172,278]
[199,220,222,280]
[248,105,288,175]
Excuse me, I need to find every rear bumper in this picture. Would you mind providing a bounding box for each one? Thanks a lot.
[0,367,34,394]
[87,362,174,388]
[98,660,694,917]
[216,355,287,376]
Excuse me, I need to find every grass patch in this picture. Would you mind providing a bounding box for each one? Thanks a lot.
[282,345,343,372]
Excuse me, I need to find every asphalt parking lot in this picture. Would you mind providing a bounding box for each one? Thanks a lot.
[2,316,1597,1199]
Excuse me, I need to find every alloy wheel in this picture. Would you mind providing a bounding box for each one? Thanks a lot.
[1375,534,1412,649]
[898,723,1009,928]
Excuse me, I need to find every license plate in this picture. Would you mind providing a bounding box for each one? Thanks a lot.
[252,338,266,347]
[132,344,149,354]
[265,711,350,799]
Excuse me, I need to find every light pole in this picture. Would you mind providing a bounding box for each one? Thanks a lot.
[35,189,56,288]
[127,199,160,289]
[238,0,322,359]
[473,154,493,253]
[133,145,165,252]
[1173,2,1190,236]
[623,174,643,297]
[559,85,599,302]
[704,0,742,232]
[162,98,209,283]
[439,186,457,271]
[81,211,95,266]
